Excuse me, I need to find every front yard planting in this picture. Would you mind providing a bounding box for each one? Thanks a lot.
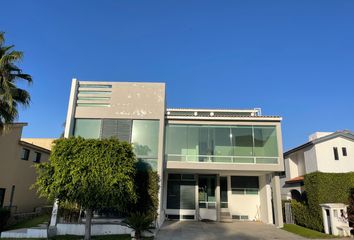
[282,224,338,239]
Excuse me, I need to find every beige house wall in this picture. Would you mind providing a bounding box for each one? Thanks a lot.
[0,124,50,213]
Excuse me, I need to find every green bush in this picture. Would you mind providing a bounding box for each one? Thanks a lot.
[292,200,323,231]
[292,172,354,232]
[127,160,159,219]
[0,208,11,231]
[123,212,154,240]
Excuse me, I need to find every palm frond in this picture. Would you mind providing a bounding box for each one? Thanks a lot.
[0,32,32,127]
[0,32,4,46]
[14,73,33,84]
[10,88,31,106]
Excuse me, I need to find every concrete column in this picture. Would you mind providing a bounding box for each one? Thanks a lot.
[195,175,199,221]
[216,174,220,221]
[259,175,271,224]
[48,199,59,237]
[64,78,78,138]
[271,174,283,228]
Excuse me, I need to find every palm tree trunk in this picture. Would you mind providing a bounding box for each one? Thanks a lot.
[84,209,93,240]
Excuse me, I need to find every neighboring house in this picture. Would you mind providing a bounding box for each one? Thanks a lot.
[280,131,354,200]
[21,138,55,151]
[62,79,285,227]
[0,123,51,213]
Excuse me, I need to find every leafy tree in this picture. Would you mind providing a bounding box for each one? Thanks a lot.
[0,32,32,132]
[34,137,137,240]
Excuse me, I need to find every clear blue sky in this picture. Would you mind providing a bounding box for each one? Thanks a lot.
[2,1,354,150]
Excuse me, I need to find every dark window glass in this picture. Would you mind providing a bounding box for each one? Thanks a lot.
[34,152,41,163]
[0,188,5,207]
[333,147,339,160]
[21,148,30,160]
[220,177,228,207]
[167,174,196,210]
[231,176,259,189]
[342,147,347,156]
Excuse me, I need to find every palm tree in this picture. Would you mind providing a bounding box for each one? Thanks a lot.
[0,32,32,132]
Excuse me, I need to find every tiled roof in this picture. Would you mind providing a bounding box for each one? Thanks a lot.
[286,176,304,184]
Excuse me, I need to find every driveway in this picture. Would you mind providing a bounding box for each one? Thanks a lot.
[156,221,305,240]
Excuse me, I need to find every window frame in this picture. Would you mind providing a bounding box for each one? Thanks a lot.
[342,147,347,157]
[34,152,41,163]
[21,148,30,160]
[333,147,339,160]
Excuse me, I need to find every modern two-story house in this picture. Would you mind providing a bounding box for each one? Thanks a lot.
[280,131,354,200]
[63,79,284,227]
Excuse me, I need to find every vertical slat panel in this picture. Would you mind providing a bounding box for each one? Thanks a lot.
[117,120,132,142]
[101,119,118,138]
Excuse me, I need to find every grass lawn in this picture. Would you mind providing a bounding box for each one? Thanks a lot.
[282,224,338,239]
[5,214,51,230]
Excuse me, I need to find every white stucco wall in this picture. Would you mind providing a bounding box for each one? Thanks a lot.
[228,194,260,221]
[304,146,318,174]
[314,137,354,173]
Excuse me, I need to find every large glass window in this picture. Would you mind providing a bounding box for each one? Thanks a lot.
[165,124,279,164]
[131,120,159,161]
[253,126,278,157]
[165,125,188,161]
[233,126,253,156]
[74,119,102,138]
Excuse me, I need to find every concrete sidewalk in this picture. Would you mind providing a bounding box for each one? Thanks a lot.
[156,221,305,240]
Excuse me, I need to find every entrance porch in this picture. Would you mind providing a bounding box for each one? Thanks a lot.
[162,171,283,227]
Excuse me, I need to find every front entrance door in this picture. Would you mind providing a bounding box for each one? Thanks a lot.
[198,175,217,221]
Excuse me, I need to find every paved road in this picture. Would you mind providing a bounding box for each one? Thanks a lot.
[156,221,306,240]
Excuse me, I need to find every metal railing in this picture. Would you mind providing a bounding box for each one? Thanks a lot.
[166,154,278,164]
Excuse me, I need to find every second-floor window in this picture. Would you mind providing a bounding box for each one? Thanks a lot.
[21,148,30,160]
[342,147,347,157]
[333,147,339,160]
[34,152,41,163]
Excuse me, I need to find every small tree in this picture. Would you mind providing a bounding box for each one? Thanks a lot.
[34,137,137,240]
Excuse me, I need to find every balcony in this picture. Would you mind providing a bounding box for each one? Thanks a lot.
[166,154,278,164]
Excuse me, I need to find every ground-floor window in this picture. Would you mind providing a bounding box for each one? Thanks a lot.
[231,176,259,195]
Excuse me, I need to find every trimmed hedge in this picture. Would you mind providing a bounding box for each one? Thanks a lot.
[292,171,354,232]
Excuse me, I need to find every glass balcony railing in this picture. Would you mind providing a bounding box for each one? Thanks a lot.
[166,154,278,164]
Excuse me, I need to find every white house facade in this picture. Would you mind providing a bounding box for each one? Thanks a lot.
[280,131,354,200]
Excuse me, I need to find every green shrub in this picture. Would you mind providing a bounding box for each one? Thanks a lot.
[291,200,323,231]
[0,208,11,231]
[127,160,159,219]
[123,212,154,240]
[348,188,354,227]
[292,172,354,232]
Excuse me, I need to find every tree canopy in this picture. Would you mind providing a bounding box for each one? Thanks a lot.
[34,137,138,239]
[0,32,32,132]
